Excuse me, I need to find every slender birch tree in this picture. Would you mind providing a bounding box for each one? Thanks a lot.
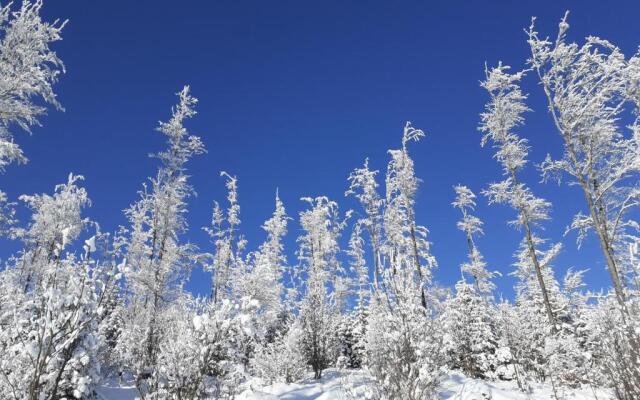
[528,13,640,311]
[479,64,559,331]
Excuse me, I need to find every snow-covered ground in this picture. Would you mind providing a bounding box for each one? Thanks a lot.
[97,369,613,400]
[95,382,136,400]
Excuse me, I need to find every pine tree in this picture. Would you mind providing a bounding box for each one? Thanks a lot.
[442,280,499,379]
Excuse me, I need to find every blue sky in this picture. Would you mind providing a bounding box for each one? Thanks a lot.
[2,0,640,299]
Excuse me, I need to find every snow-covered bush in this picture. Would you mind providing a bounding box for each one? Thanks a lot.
[0,174,109,400]
[587,296,640,400]
[0,256,104,400]
[365,295,444,400]
[494,299,546,388]
[441,281,499,379]
[131,297,257,399]
[336,311,367,369]
[252,321,307,384]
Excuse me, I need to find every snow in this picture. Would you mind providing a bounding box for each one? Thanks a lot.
[238,370,613,400]
[95,380,137,400]
[238,370,348,400]
[95,370,614,400]
[439,372,611,400]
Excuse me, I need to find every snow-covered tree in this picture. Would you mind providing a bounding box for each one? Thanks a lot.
[242,191,289,337]
[363,122,444,399]
[480,64,561,331]
[0,175,114,400]
[205,171,247,304]
[365,290,444,400]
[495,300,541,390]
[8,173,90,293]
[153,296,258,399]
[452,185,496,295]
[382,122,436,309]
[528,12,640,313]
[509,238,565,381]
[442,186,500,379]
[116,86,205,395]
[296,196,349,379]
[442,280,499,379]
[341,221,369,369]
[252,321,307,384]
[586,295,640,400]
[0,0,66,172]
[346,158,383,289]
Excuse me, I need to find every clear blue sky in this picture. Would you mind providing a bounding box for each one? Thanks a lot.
[3,0,640,299]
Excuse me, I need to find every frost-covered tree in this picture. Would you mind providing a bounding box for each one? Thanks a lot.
[242,191,288,337]
[509,238,564,381]
[480,64,560,331]
[499,237,589,389]
[0,175,115,400]
[520,14,640,396]
[528,13,640,312]
[442,280,499,379]
[153,296,258,399]
[442,186,500,379]
[0,0,66,172]
[341,221,369,369]
[348,220,369,313]
[205,171,247,304]
[587,295,640,400]
[8,173,90,293]
[452,185,495,295]
[116,86,205,395]
[252,321,307,384]
[363,123,443,399]
[296,196,349,379]
[366,289,443,400]
[346,158,383,289]
[383,122,436,309]
[495,300,543,391]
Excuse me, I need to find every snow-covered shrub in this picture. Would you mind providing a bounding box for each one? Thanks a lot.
[0,257,104,400]
[0,173,109,400]
[441,281,499,379]
[335,312,367,369]
[494,300,546,388]
[587,296,640,400]
[544,331,588,389]
[252,321,307,384]
[493,346,516,380]
[132,296,257,399]
[365,294,444,400]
